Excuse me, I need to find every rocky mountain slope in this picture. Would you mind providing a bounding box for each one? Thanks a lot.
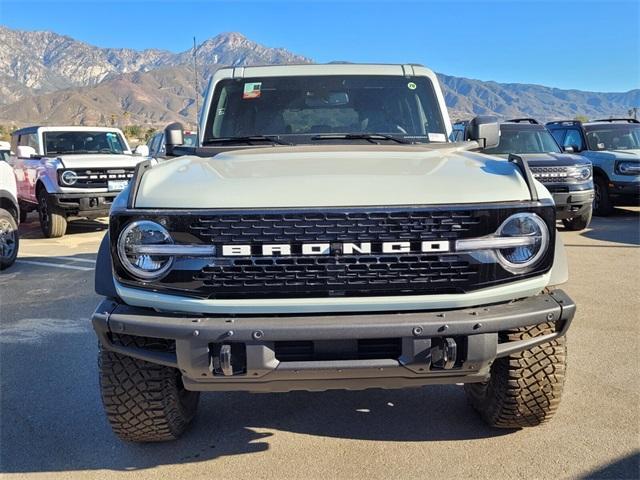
[0,26,637,127]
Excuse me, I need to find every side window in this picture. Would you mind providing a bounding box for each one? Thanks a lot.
[549,129,565,146]
[18,133,39,150]
[562,129,585,151]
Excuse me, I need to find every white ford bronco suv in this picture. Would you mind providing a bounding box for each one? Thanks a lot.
[92,64,575,442]
[9,126,147,237]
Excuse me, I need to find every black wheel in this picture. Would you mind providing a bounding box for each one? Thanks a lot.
[0,208,19,270]
[562,207,593,231]
[465,322,566,428]
[593,176,613,216]
[99,339,200,442]
[37,188,67,238]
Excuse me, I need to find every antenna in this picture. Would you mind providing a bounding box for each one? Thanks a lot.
[193,36,200,140]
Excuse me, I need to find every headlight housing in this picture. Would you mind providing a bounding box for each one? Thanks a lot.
[117,220,174,281]
[456,212,549,274]
[566,164,592,182]
[59,170,78,186]
[495,213,549,273]
[616,161,640,175]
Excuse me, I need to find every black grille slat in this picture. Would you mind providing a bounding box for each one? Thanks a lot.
[190,210,481,298]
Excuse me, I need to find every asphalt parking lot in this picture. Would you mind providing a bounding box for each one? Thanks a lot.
[1,209,639,480]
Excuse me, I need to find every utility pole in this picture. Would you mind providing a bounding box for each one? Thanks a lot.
[193,37,200,138]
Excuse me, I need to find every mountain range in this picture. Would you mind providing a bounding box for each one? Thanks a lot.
[0,25,638,128]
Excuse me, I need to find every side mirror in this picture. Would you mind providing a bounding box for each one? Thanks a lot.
[133,144,149,157]
[164,122,184,156]
[16,146,37,159]
[468,116,500,149]
[562,146,575,153]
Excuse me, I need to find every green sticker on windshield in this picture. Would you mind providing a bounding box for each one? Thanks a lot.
[407,82,417,90]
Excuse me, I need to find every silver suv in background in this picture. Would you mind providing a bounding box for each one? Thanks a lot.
[146,130,198,158]
[9,126,147,237]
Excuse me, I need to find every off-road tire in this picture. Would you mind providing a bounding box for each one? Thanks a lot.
[593,176,613,216]
[464,322,566,428]
[562,208,592,231]
[0,208,19,269]
[37,187,67,238]
[99,340,200,442]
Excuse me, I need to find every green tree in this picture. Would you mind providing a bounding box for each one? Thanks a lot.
[574,115,589,123]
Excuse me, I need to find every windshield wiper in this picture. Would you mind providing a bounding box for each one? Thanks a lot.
[310,133,414,144]
[203,135,292,146]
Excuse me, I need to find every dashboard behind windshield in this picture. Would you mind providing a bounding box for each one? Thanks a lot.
[205,75,447,144]
[44,131,127,156]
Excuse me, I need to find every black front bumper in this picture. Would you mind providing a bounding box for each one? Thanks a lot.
[551,189,594,219]
[92,290,575,393]
[609,180,640,205]
[51,192,119,218]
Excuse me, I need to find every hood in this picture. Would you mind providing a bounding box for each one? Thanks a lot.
[52,154,144,169]
[611,148,640,157]
[135,145,545,209]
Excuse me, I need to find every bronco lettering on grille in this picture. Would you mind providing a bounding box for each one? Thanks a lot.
[220,241,451,256]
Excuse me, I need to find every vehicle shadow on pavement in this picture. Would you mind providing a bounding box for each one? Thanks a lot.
[1,378,513,474]
[579,451,640,479]
[18,213,108,239]
[559,207,639,246]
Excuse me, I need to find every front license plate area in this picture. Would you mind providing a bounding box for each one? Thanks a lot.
[108,180,128,191]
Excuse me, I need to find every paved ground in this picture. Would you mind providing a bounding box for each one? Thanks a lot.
[1,210,638,480]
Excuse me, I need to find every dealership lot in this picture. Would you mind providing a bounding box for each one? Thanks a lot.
[1,210,638,480]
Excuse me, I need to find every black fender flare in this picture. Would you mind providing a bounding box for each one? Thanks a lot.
[95,232,119,299]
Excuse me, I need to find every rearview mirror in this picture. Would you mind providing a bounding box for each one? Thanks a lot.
[468,116,500,149]
[562,146,575,153]
[133,144,149,157]
[16,145,37,159]
[164,122,184,156]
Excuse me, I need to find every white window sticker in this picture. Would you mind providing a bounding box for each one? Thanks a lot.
[428,133,447,142]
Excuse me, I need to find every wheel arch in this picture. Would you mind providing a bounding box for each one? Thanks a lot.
[0,190,19,221]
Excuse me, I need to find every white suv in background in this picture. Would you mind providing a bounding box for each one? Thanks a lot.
[9,126,147,237]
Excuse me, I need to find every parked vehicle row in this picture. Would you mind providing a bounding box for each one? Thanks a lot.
[546,118,640,216]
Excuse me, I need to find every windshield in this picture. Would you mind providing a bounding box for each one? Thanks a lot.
[43,131,127,155]
[204,75,447,144]
[585,126,640,151]
[0,150,9,162]
[484,128,561,155]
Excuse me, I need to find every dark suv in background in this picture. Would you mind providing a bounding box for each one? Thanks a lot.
[454,118,594,230]
[546,119,640,216]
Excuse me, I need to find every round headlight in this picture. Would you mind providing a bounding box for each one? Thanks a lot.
[117,220,174,281]
[495,213,549,273]
[61,170,78,185]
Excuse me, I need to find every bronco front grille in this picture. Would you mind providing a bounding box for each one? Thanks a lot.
[530,166,568,184]
[59,168,135,188]
[110,203,556,299]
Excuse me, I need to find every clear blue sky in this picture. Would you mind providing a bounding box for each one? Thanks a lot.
[1,0,638,92]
